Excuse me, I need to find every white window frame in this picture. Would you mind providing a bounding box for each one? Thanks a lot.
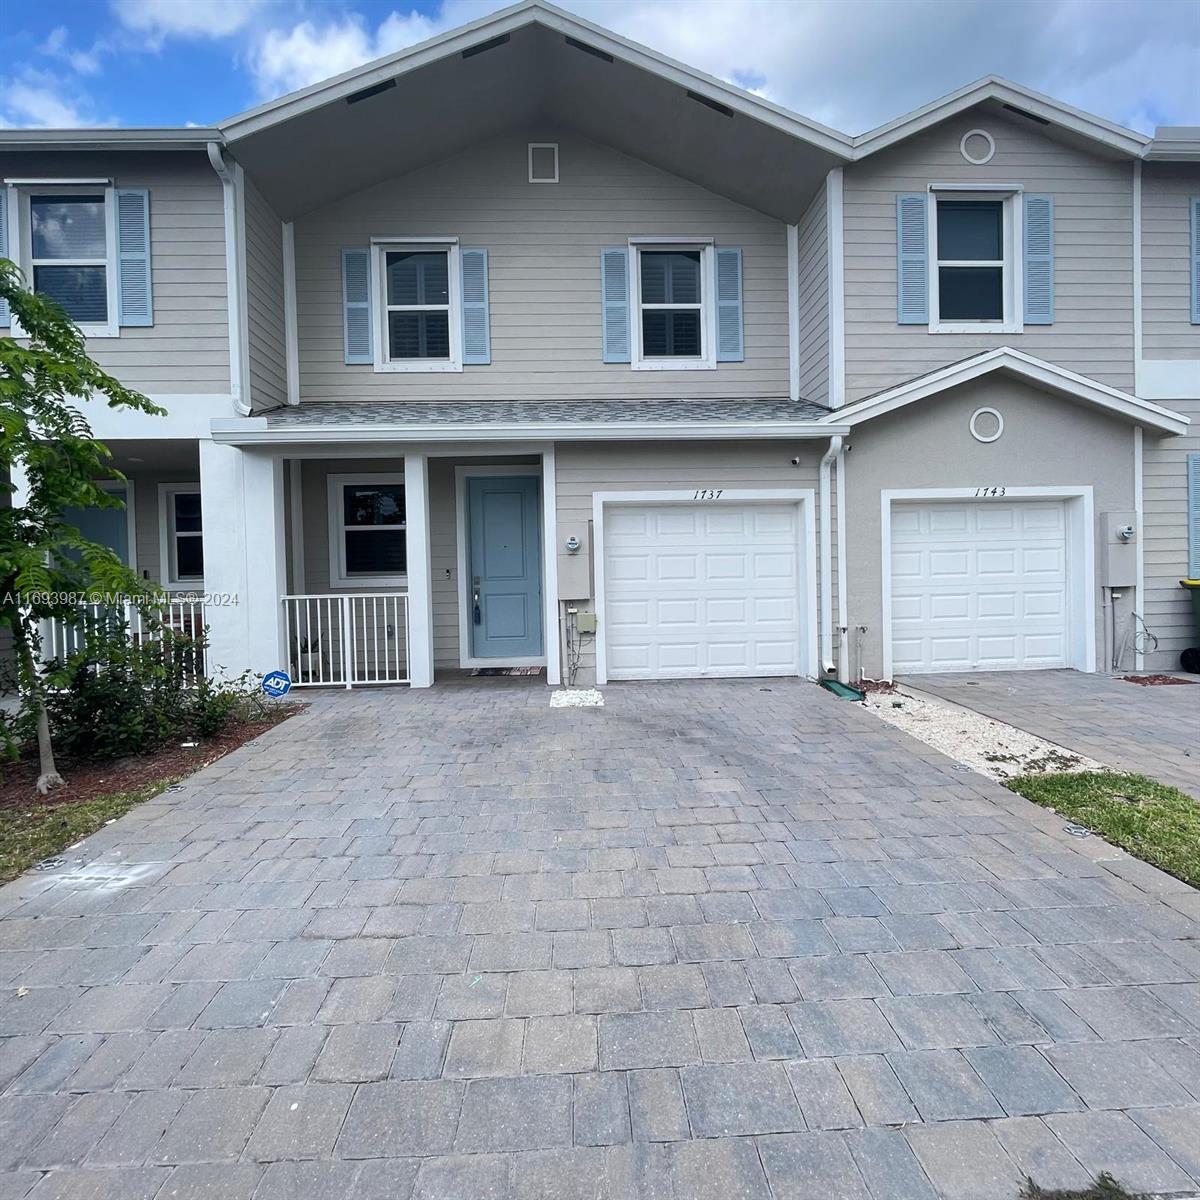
[327,472,408,589]
[527,142,559,184]
[928,185,1023,335]
[629,237,717,371]
[7,182,119,338]
[158,483,204,591]
[370,238,462,373]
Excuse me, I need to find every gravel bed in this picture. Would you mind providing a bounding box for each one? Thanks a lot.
[862,685,1108,782]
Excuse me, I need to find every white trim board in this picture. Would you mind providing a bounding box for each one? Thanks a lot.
[879,486,1097,680]
[210,421,852,446]
[826,347,1190,436]
[455,464,548,670]
[591,488,818,687]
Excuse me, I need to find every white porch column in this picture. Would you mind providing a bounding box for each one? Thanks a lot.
[404,451,435,688]
[199,440,286,680]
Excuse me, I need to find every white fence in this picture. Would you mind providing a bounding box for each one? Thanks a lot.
[42,598,207,677]
[282,593,410,688]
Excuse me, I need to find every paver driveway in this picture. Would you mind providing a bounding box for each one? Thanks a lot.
[1,679,1199,1200]
[909,670,1200,799]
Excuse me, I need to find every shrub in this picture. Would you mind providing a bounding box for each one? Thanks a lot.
[28,613,262,763]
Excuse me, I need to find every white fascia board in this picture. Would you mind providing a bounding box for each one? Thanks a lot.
[851,77,1149,160]
[209,419,851,446]
[218,0,851,157]
[826,348,1190,436]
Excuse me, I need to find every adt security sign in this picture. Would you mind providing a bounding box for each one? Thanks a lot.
[262,670,292,698]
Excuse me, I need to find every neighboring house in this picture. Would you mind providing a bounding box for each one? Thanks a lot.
[0,0,1196,688]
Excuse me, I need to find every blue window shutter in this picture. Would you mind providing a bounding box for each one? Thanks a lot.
[896,193,928,324]
[1191,197,1200,325]
[715,246,744,362]
[341,248,372,364]
[601,247,630,363]
[0,187,8,326]
[1024,194,1054,325]
[460,248,491,365]
[1189,453,1200,578]
[116,189,153,327]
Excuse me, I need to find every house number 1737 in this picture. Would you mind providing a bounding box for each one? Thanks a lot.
[693,489,724,500]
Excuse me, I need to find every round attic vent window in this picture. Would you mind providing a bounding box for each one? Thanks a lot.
[970,406,1004,443]
[960,129,996,165]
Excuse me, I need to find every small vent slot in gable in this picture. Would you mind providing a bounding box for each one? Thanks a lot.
[528,143,559,184]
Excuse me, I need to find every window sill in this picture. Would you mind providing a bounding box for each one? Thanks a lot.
[372,360,463,374]
[929,323,1023,335]
[7,324,119,340]
[632,358,717,372]
[165,579,204,592]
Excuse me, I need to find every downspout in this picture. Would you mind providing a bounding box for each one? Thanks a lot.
[207,141,252,416]
[819,434,843,675]
[835,438,849,682]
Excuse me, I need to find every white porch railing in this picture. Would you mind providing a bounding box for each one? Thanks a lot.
[42,598,207,677]
[282,593,410,688]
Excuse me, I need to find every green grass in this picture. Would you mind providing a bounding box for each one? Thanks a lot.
[1007,770,1200,889]
[0,781,173,884]
[1021,1172,1146,1198]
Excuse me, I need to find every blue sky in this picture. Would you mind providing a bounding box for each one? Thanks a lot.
[1,0,1197,133]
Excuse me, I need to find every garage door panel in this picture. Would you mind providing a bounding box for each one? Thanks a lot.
[604,501,804,681]
[891,500,1071,674]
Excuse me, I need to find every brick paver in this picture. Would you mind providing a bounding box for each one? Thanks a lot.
[909,669,1200,797]
[0,677,1198,1198]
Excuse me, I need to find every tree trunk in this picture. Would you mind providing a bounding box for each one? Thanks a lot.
[11,618,64,794]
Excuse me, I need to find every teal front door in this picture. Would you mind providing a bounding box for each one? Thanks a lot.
[467,475,543,659]
[62,488,130,565]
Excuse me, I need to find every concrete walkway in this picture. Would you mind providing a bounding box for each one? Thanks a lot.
[1,678,1199,1200]
[910,670,1200,798]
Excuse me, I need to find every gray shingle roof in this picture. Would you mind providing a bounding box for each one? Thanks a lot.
[263,398,832,428]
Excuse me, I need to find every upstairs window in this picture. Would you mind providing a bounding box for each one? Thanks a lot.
[630,242,716,370]
[30,193,115,331]
[928,191,1020,332]
[372,242,462,372]
[936,199,1004,322]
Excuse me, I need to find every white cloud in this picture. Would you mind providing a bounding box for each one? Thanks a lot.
[40,27,105,76]
[112,0,266,44]
[554,0,1196,134]
[0,70,113,128]
[249,8,455,97]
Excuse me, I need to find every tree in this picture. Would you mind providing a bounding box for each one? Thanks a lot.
[0,259,164,792]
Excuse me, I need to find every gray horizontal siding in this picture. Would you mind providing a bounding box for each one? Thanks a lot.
[795,180,829,406]
[842,111,1135,402]
[1142,164,1200,361]
[0,150,230,395]
[1142,398,1200,669]
[293,131,790,402]
[244,176,288,410]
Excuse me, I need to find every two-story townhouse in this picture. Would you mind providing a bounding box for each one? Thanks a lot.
[2,0,1195,692]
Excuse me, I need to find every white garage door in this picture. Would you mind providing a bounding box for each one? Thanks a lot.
[890,500,1071,673]
[603,503,803,680]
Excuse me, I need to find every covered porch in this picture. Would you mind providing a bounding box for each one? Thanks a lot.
[201,432,561,690]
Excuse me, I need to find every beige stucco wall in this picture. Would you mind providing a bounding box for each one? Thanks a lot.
[842,376,1138,679]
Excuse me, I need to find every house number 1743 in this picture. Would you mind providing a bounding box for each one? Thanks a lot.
[974,486,1007,497]
[693,489,724,500]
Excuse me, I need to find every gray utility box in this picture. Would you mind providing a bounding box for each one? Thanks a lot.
[1101,511,1137,588]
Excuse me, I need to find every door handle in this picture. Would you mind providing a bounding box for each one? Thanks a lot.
[473,577,481,626]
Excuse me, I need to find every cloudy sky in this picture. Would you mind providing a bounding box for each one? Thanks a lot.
[1,0,1197,134]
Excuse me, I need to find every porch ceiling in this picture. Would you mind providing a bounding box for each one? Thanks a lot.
[220,19,847,222]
